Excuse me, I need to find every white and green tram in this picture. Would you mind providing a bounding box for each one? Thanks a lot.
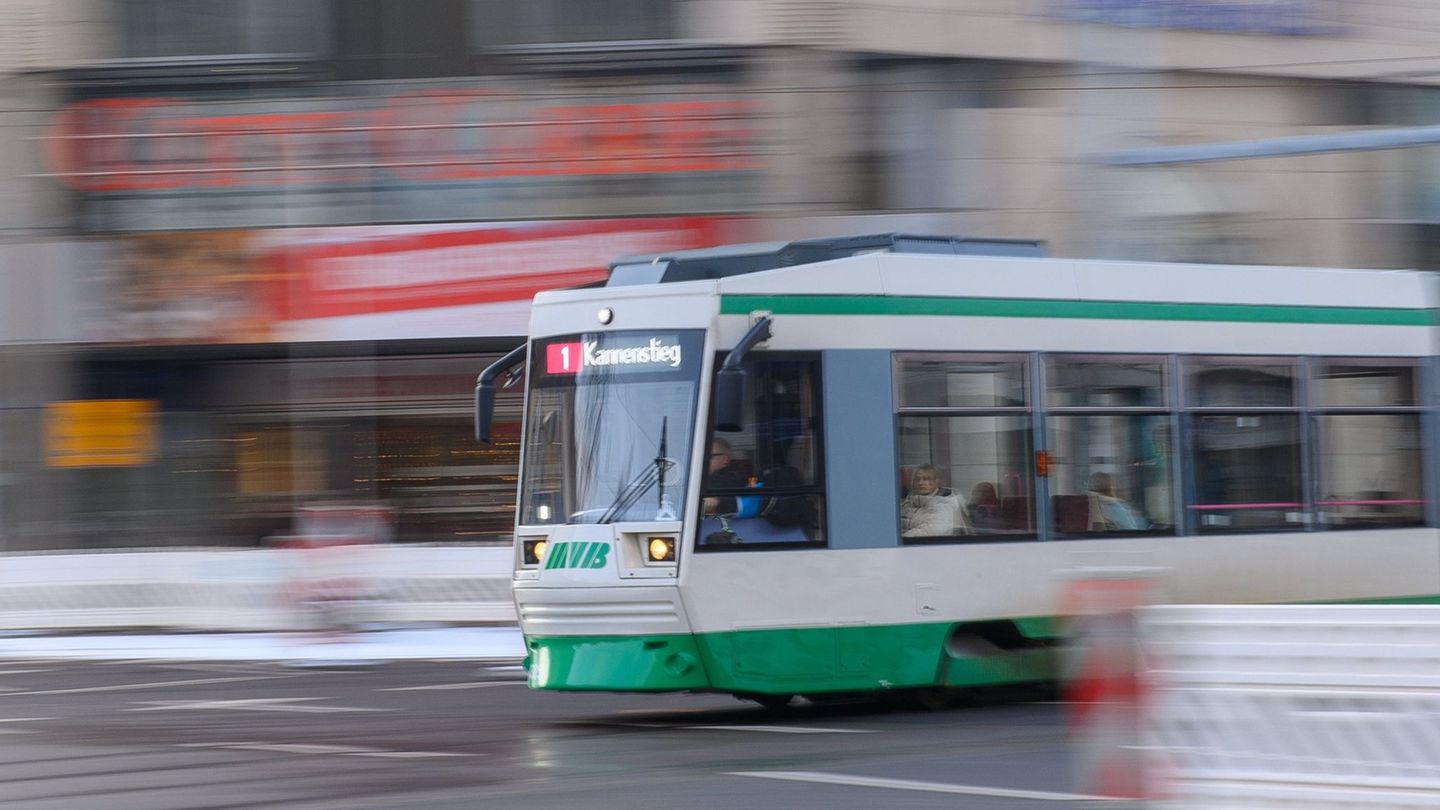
[476,234,1440,704]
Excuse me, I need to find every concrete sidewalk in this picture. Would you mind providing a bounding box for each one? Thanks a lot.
[0,626,527,663]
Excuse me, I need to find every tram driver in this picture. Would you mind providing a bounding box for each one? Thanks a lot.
[703,437,747,517]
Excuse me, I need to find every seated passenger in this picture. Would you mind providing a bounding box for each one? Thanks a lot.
[758,462,818,529]
[1086,472,1149,531]
[901,465,972,537]
[969,481,1002,531]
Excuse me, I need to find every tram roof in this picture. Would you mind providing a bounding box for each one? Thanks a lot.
[606,233,1046,286]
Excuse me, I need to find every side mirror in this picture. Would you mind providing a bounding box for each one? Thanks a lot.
[474,381,498,443]
[714,365,747,432]
[713,315,771,433]
[475,344,527,444]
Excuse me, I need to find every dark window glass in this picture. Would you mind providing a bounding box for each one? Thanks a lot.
[468,0,676,47]
[1189,361,1296,407]
[1192,414,1302,532]
[333,0,469,80]
[699,358,824,548]
[122,0,328,58]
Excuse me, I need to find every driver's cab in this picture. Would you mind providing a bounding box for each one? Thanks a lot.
[696,355,826,549]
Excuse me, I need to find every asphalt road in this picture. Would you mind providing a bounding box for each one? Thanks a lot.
[0,657,1129,809]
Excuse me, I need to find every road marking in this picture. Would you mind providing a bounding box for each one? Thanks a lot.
[129,697,385,714]
[730,771,1109,801]
[1,675,285,696]
[179,742,475,758]
[0,718,54,723]
[379,681,525,691]
[0,669,55,675]
[688,725,874,734]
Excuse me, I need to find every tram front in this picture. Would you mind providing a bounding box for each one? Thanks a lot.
[504,326,713,692]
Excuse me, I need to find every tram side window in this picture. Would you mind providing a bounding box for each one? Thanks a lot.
[698,356,824,548]
[1314,362,1425,528]
[1046,357,1172,535]
[895,355,1034,541]
[1187,359,1302,532]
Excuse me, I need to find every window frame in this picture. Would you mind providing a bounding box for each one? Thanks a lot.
[1309,357,1426,531]
[1044,353,1175,539]
[695,351,827,553]
[894,352,1036,544]
[1182,356,1306,534]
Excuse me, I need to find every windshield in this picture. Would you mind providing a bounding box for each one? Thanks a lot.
[519,330,704,525]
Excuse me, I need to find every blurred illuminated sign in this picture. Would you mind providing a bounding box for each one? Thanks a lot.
[44,399,158,468]
[84,217,728,345]
[43,84,762,231]
[1053,0,1345,35]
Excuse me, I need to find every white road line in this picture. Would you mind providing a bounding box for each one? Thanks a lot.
[379,681,525,691]
[0,718,54,723]
[130,697,386,714]
[730,771,1110,802]
[688,725,874,734]
[179,742,475,758]
[0,669,56,675]
[1,675,285,697]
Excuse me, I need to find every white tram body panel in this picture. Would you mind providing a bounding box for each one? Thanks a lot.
[508,241,1440,695]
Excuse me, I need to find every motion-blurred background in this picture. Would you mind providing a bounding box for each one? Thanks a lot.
[0,0,1432,552]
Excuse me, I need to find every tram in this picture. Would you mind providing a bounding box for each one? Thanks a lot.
[476,234,1440,704]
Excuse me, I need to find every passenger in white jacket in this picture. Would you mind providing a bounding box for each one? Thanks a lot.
[901,464,972,537]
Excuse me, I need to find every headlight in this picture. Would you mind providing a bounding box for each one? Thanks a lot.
[646,536,675,562]
[523,539,548,565]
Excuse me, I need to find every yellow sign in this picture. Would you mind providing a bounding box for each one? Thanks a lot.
[45,399,158,468]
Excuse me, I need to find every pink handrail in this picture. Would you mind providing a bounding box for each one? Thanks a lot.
[1187,502,1301,511]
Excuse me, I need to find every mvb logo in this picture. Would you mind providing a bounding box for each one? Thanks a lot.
[543,541,611,570]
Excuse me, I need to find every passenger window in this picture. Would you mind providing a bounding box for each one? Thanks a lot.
[1047,357,1172,536]
[1187,358,1301,532]
[895,354,1034,541]
[1314,362,1425,528]
[698,356,825,549]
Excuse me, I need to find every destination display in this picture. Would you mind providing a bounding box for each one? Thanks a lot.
[534,331,701,383]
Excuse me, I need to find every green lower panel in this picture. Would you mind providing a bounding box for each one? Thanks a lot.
[694,623,952,694]
[525,633,711,691]
[942,647,1057,687]
[528,594,1440,694]
[526,620,1064,695]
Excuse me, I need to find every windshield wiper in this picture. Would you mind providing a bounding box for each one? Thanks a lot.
[598,417,676,524]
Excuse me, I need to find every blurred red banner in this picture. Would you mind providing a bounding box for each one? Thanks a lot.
[270,217,723,320]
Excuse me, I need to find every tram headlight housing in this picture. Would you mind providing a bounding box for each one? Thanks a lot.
[522,538,548,566]
[646,536,676,563]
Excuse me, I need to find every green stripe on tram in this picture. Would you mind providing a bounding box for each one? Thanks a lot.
[719,295,1435,326]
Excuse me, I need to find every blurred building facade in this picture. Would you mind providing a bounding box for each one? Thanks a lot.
[3,0,1440,549]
